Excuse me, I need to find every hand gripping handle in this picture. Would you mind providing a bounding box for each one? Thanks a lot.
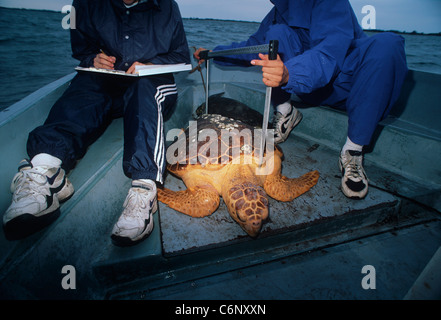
[268,40,279,61]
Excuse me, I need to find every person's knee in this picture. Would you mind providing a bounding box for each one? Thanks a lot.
[124,78,157,107]
[369,32,406,65]
[131,77,155,92]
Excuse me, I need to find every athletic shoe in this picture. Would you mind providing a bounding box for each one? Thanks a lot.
[339,150,369,199]
[3,159,74,239]
[111,180,157,246]
[272,105,303,144]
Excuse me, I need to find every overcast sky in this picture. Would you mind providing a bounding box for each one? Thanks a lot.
[0,0,440,33]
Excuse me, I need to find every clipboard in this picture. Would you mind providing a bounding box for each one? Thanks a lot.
[75,63,192,77]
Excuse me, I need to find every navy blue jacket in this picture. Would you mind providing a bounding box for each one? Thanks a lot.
[71,0,191,71]
[213,0,367,95]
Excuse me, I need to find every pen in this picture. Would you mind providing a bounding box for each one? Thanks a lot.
[99,48,117,69]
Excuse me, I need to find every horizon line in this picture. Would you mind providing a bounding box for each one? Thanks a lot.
[0,5,439,35]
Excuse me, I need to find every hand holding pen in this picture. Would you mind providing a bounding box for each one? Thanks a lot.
[93,49,116,70]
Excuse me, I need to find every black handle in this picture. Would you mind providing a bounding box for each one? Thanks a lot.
[198,42,277,61]
[199,50,209,61]
[268,40,279,61]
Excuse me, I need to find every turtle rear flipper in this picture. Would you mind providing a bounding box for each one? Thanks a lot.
[157,186,220,218]
[264,170,319,202]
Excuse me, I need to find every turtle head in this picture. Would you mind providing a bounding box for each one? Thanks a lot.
[226,183,269,237]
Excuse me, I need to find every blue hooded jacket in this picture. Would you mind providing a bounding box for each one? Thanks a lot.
[213,0,367,95]
[71,0,191,71]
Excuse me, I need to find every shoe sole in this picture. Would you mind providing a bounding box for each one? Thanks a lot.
[111,221,154,247]
[3,182,74,241]
[111,232,151,247]
[340,185,368,199]
[111,206,157,247]
[3,209,61,240]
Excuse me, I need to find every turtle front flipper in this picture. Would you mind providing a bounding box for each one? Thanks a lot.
[264,170,319,202]
[157,186,220,218]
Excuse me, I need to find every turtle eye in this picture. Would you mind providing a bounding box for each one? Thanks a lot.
[234,199,247,222]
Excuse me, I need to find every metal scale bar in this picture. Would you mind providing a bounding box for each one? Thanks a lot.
[199,43,273,114]
[199,43,271,60]
[200,40,279,166]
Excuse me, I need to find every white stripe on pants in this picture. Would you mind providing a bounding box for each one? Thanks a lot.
[154,83,177,183]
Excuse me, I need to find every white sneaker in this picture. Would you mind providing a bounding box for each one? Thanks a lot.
[272,105,303,144]
[339,150,368,199]
[3,159,74,239]
[111,180,158,246]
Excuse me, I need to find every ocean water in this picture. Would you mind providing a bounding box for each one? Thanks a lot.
[0,7,440,111]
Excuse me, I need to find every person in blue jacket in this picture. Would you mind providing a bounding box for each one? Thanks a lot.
[194,0,407,199]
[3,0,191,246]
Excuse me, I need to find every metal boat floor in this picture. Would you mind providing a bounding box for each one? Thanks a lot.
[115,220,441,300]
[158,133,398,256]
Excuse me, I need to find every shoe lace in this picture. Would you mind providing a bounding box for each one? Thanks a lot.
[10,168,50,201]
[123,187,152,218]
[343,154,365,180]
[272,112,284,136]
[273,112,284,125]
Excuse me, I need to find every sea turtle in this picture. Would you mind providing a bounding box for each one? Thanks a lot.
[158,114,319,237]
